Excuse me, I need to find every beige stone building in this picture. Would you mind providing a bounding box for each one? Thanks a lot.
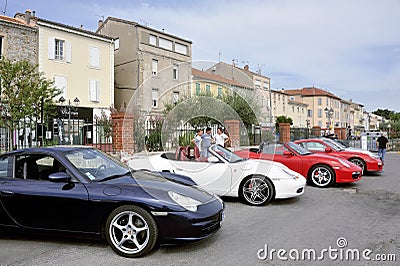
[14,11,115,145]
[97,17,192,116]
[205,62,272,126]
[285,87,341,131]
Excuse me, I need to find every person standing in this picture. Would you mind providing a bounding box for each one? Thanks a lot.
[201,127,214,158]
[191,129,203,158]
[214,127,230,147]
[376,132,389,163]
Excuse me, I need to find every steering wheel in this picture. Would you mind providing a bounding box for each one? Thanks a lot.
[94,164,107,176]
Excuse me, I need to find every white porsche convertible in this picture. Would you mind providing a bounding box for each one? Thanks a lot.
[128,145,306,206]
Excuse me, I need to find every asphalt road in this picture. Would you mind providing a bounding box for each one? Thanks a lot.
[1,153,400,266]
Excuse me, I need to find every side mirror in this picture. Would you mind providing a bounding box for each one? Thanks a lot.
[283,150,293,156]
[325,147,333,153]
[49,172,71,182]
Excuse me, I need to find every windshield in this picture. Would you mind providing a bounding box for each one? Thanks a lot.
[210,145,245,163]
[287,142,312,155]
[322,138,344,151]
[65,148,130,181]
[323,138,346,150]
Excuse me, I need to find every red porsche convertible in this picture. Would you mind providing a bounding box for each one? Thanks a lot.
[235,142,362,188]
[293,138,383,173]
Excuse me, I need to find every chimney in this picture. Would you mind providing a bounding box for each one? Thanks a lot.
[25,9,32,25]
[32,11,36,18]
[98,19,104,29]
[244,64,249,71]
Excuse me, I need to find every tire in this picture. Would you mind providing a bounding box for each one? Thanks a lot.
[349,158,366,173]
[239,176,274,206]
[308,165,335,188]
[105,205,158,258]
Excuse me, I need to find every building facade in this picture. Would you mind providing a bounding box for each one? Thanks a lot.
[14,11,115,145]
[0,12,37,63]
[97,17,192,116]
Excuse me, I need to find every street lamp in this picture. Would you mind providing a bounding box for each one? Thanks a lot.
[59,96,80,144]
[387,123,391,139]
[324,107,334,133]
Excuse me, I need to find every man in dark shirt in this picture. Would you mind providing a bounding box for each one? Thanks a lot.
[376,133,389,163]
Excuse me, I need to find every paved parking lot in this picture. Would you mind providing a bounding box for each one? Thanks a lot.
[1,153,399,266]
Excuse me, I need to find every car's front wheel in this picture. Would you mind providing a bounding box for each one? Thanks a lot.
[239,176,274,206]
[349,158,366,173]
[308,165,335,187]
[105,205,158,258]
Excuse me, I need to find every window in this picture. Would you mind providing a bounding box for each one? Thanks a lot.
[54,75,66,99]
[114,38,120,50]
[326,98,329,106]
[152,59,158,76]
[217,87,223,97]
[152,89,158,107]
[159,37,173,50]
[89,46,100,68]
[206,84,211,94]
[149,34,157,46]
[0,156,10,177]
[0,36,3,59]
[292,106,295,112]
[173,92,179,104]
[175,43,187,55]
[263,82,269,90]
[55,39,64,60]
[318,109,322,118]
[307,109,313,117]
[173,65,178,80]
[48,37,71,62]
[318,121,322,127]
[255,79,261,88]
[318,98,322,105]
[89,80,100,102]
[195,83,201,96]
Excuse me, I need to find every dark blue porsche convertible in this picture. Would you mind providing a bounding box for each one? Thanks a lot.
[0,147,224,257]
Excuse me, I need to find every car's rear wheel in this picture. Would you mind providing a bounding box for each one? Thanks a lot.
[239,176,274,206]
[105,205,158,258]
[308,165,335,188]
[349,158,366,173]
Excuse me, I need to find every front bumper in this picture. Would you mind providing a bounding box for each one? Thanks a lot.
[365,160,383,172]
[334,168,362,183]
[155,197,225,243]
[273,175,307,199]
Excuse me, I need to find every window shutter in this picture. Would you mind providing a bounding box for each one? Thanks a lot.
[48,37,55,59]
[96,80,100,101]
[89,80,96,102]
[65,41,71,63]
[89,46,100,68]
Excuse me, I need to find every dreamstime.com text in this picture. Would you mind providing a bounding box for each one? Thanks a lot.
[257,237,397,262]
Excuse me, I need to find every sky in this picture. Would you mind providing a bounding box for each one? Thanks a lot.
[3,0,400,112]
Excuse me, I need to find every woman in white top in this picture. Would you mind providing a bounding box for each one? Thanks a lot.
[214,127,229,147]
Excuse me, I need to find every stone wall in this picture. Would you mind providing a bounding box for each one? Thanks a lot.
[0,21,37,63]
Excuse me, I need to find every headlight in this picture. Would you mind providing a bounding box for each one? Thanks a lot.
[339,159,351,168]
[281,168,299,180]
[168,191,202,212]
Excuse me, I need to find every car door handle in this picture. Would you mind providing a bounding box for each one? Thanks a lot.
[0,190,14,196]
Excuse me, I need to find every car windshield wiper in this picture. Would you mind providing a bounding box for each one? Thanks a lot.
[98,171,131,182]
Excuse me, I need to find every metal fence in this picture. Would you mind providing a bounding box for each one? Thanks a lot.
[0,119,115,153]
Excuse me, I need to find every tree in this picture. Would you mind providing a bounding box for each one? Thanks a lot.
[275,115,293,131]
[372,109,393,120]
[0,58,61,150]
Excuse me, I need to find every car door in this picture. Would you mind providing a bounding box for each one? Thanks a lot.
[273,146,304,174]
[0,155,16,226]
[172,158,233,195]
[0,153,91,232]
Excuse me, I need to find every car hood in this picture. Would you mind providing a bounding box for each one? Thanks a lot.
[345,147,378,158]
[101,170,215,204]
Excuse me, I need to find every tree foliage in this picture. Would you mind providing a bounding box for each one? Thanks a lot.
[0,58,61,150]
